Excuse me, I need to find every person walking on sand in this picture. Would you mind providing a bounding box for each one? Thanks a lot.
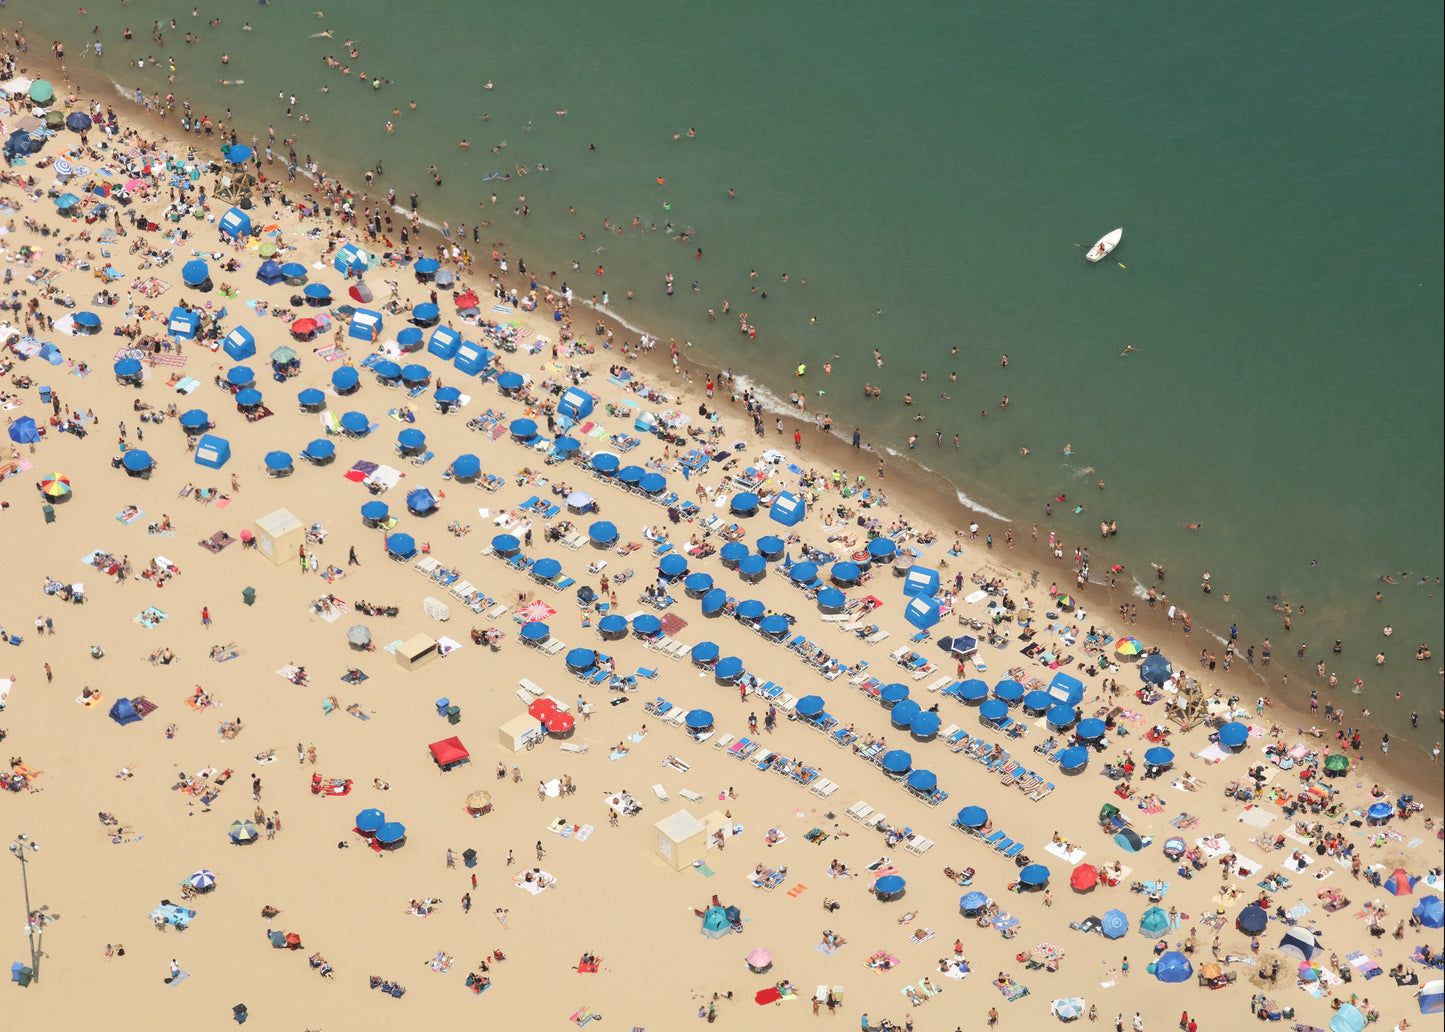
[201,606,211,627]
[536,840,546,862]
[348,546,359,566]
[446,848,455,869]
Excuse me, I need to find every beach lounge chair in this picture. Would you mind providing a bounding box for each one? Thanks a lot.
[865,630,890,645]
[652,784,668,802]
[999,842,1025,861]
[862,811,886,830]
[904,836,934,856]
[990,836,1015,855]
[712,733,735,751]
[845,801,872,822]
[542,639,567,657]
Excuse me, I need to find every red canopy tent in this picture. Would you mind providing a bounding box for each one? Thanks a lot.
[429,736,470,772]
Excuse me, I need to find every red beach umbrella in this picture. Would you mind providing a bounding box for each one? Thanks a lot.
[455,291,480,309]
[290,317,318,339]
[528,698,559,720]
[1070,864,1098,891]
[544,712,575,735]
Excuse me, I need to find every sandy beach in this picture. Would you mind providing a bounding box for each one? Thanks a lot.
[0,53,1441,1032]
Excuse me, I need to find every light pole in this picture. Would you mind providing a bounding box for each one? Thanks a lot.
[8,833,40,983]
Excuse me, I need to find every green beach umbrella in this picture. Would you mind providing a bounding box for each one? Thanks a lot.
[258,242,278,257]
[29,79,54,104]
[45,110,65,129]
[1323,754,1349,774]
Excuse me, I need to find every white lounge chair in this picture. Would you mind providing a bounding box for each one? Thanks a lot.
[652,784,669,802]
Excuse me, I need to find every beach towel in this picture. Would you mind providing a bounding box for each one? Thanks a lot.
[116,508,145,525]
[787,884,807,897]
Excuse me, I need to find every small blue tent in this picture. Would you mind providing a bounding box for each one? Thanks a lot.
[168,307,201,340]
[219,207,252,240]
[769,491,806,527]
[903,566,941,598]
[1048,672,1085,707]
[255,259,285,285]
[334,242,369,275]
[452,342,493,376]
[558,387,594,420]
[222,326,256,361]
[193,433,232,470]
[348,308,383,342]
[427,325,462,360]
[109,698,142,726]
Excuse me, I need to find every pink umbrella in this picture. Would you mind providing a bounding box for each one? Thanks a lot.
[745,947,772,971]
[520,600,556,622]
[126,178,146,191]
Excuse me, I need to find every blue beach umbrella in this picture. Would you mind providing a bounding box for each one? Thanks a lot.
[874,875,905,899]
[450,454,481,481]
[375,822,407,846]
[890,700,922,728]
[958,679,989,703]
[598,614,628,640]
[181,259,210,287]
[414,258,440,276]
[961,891,989,914]
[355,808,385,834]
[738,555,768,582]
[632,613,662,637]
[305,439,335,463]
[758,614,789,638]
[700,588,729,615]
[755,536,785,561]
[226,366,254,388]
[590,452,619,474]
[74,310,102,330]
[638,472,667,496]
[867,537,896,562]
[905,769,937,793]
[588,521,618,546]
[879,683,909,706]
[496,370,525,392]
[1047,705,1078,730]
[1140,653,1173,684]
[280,262,308,280]
[816,587,846,611]
[1075,718,1107,741]
[830,560,861,585]
[298,387,326,411]
[553,435,581,456]
[121,449,153,474]
[1022,690,1054,715]
[719,541,749,568]
[979,699,1009,724]
[730,492,760,516]
[1144,747,1174,767]
[1057,747,1090,772]
[1236,905,1268,935]
[411,303,440,325]
[114,357,143,381]
[659,553,688,579]
[685,709,714,731]
[714,657,744,682]
[1218,722,1249,749]
[1367,801,1392,821]
[1019,864,1051,888]
[684,572,714,596]
[303,282,332,300]
[235,388,263,410]
[331,366,360,393]
[397,428,426,454]
[691,642,720,665]
[264,451,293,474]
[1101,909,1129,939]
[226,144,253,165]
[401,363,431,385]
[795,696,825,719]
[179,408,210,432]
[519,622,550,643]
[395,329,425,350]
[880,750,912,774]
[993,680,1024,704]
[956,806,988,829]
[491,533,520,557]
[618,465,645,487]
[360,500,388,524]
[385,533,416,559]
[435,386,463,407]
[340,411,371,435]
[509,417,537,440]
[789,561,819,584]
[531,557,562,581]
[565,647,597,671]
[735,599,766,622]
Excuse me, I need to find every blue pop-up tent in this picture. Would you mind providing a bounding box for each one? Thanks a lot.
[348,308,383,342]
[903,566,940,598]
[193,434,231,470]
[109,698,142,726]
[427,325,462,360]
[168,307,201,339]
[904,595,942,629]
[255,259,285,285]
[1048,671,1086,706]
[453,342,494,376]
[219,207,252,240]
[558,387,594,420]
[769,491,806,527]
[222,325,256,361]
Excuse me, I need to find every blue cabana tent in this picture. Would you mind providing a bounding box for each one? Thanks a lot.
[181,259,211,288]
[219,207,252,240]
[168,307,201,339]
[904,595,942,629]
[222,326,256,361]
[1419,982,1445,1015]
[769,491,806,527]
[1048,671,1085,706]
[255,259,285,285]
[427,325,462,360]
[558,387,594,420]
[193,434,231,470]
[1413,895,1444,929]
[348,308,384,342]
[903,566,940,598]
[334,243,369,275]
[453,342,493,376]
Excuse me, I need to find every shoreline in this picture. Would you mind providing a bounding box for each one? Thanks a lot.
[1,46,1440,1031]
[28,31,1445,771]
[33,47,1445,798]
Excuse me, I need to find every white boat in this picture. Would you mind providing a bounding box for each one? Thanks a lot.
[1086,228,1123,263]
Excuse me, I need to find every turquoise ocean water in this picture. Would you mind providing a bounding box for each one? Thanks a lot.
[15,1,1443,756]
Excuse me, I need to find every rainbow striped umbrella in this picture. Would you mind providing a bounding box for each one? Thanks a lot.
[40,473,72,499]
[1114,637,1144,656]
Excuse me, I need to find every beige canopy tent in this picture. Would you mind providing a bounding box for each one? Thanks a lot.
[498,713,540,753]
[253,508,304,566]
[394,633,439,671]
[654,809,706,872]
